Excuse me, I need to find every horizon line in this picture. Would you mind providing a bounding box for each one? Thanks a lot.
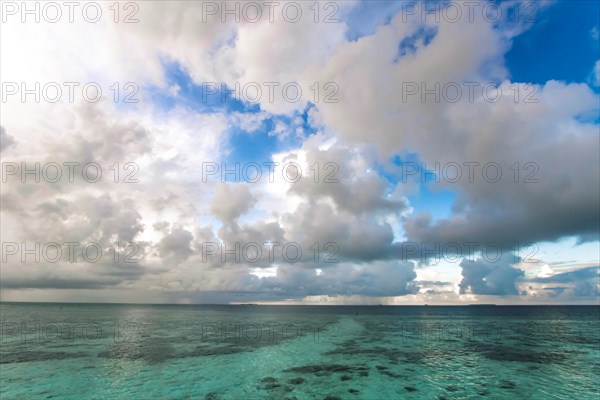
[1,301,598,306]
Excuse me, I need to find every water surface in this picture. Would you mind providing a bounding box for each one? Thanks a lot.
[1,303,598,399]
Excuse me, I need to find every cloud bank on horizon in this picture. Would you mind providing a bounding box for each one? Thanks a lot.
[1,0,598,304]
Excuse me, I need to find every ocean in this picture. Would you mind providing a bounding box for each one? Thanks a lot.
[0,303,598,399]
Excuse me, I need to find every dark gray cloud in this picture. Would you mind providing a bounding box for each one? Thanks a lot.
[157,228,194,265]
[1,277,121,290]
[179,261,418,301]
[459,255,524,296]
[395,83,600,252]
[530,266,599,284]
[531,266,599,299]
[209,183,257,224]
[415,280,452,287]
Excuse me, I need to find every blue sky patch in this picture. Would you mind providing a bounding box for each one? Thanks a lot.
[505,0,600,85]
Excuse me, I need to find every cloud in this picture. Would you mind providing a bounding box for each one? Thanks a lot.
[0,126,15,152]
[530,266,599,283]
[528,266,599,299]
[592,60,600,86]
[1,278,117,290]
[209,183,257,224]
[234,261,418,300]
[156,227,195,265]
[305,10,600,251]
[287,137,409,215]
[591,26,599,41]
[459,255,525,296]
[1,1,598,304]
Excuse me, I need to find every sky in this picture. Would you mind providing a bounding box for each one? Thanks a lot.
[0,0,599,305]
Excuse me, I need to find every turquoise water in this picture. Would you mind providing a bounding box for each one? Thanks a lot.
[1,304,598,399]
